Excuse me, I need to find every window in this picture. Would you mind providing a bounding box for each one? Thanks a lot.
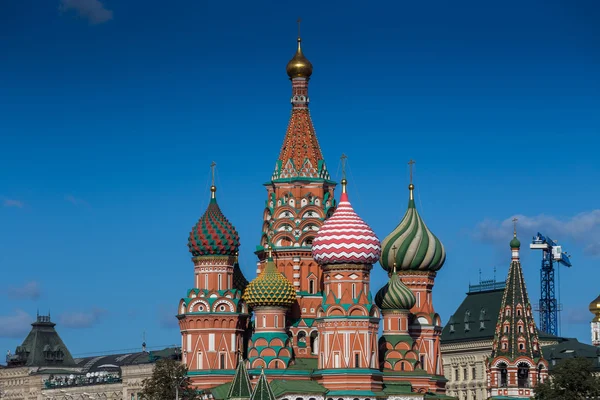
[498,363,508,387]
[472,367,476,380]
[504,325,509,333]
[262,315,266,328]
[220,353,226,369]
[197,351,203,369]
[401,362,405,371]
[517,309,522,316]
[518,325,523,333]
[519,343,525,351]
[420,355,425,369]
[464,310,470,332]
[455,369,459,381]
[309,279,315,294]
[463,368,467,381]
[506,308,511,317]
[275,315,279,328]
[354,353,360,368]
[502,342,508,350]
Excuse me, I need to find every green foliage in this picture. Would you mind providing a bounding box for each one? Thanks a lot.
[534,357,600,400]
[140,358,198,400]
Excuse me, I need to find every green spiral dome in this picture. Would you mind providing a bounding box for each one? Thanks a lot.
[243,257,296,308]
[380,186,445,272]
[375,272,416,311]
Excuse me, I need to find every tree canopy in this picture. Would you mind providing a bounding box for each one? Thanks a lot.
[140,358,198,400]
[534,357,600,400]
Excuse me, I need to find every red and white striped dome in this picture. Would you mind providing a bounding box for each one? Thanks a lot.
[312,188,381,265]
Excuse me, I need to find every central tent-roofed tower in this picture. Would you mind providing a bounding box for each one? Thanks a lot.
[256,27,336,359]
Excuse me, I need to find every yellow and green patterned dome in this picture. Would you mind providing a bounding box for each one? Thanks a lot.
[243,256,296,308]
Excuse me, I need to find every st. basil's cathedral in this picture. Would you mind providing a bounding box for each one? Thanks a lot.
[177,32,451,400]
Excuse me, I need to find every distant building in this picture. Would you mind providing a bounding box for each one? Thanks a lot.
[441,234,599,400]
[0,314,178,400]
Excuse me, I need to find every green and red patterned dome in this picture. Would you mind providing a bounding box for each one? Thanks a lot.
[188,186,240,257]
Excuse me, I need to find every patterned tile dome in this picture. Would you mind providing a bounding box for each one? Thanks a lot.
[243,256,296,308]
[380,184,445,272]
[188,187,240,257]
[312,180,381,265]
[375,271,416,311]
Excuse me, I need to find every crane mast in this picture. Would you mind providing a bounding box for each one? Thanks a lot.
[530,232,572,336]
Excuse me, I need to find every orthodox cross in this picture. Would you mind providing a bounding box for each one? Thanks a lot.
[512,217,518,235]
[408,159,416,184]
[267,245,273,258]
[297,18,302,37]
[341,153,348,180]
[392,245,398,272]
[210,161,216,186]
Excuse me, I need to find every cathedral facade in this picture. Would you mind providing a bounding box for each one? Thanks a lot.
[176,32,452,400]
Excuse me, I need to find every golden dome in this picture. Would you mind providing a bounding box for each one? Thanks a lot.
[589,294,600,320]
[286,38,313,79]
[243,256,296,308]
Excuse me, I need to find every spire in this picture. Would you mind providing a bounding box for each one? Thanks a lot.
[227,354,252,400]
[210,161,217,199]
[490,233,542,361]
[510,217,521,252]
[340,153,348,194]
[273,22,328,181]
[250,368,276,400]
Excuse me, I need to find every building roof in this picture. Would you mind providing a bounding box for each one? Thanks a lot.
[7,315,76,368]
[227,358,252,400]
[250,369,277,400]
[543,337,600,371]
[72,347,180,374]
[441,288,505,344]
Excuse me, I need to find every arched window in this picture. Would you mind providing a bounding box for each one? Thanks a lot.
[479,308,486,330]
[308,279,315,294]
[464,310,470,332]
[310,331,319,355]
[262,315,266,328]
[498,362,508,387]
[518,362,530,388]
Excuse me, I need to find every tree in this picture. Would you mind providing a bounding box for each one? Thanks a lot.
[534,357,600,400]
[140,358,198,400]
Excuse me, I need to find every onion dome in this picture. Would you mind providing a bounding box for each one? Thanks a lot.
[243,254,296,308]
[510,234,521,249]
[375,268,416,311]
[286,38,313,79]
[312,179,381,265]
[381,183,445,272]
[188,186,240,257]
[590,294,600,320]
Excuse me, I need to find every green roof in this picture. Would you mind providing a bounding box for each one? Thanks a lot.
[227,358,252,400]
[542,337,600,371]
[441,288,504,344]
[250,370,276,400]
[8,315,76,368]
[269,379,326,397]
[287,357,318,371]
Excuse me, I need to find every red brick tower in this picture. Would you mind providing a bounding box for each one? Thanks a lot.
[257,30,336,359]
[311,176,383,395]
[380,166,448,393]
[177,169,250,390]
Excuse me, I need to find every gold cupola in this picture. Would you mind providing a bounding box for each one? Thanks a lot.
[590,294,600,322]
[286,36,313,79]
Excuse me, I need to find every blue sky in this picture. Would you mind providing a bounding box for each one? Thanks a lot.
[1,0,599,357]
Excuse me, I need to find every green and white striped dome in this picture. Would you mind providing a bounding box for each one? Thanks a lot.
[380,185,445,272]
[375,272,416,310]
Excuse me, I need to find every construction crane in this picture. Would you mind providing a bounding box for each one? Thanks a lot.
[530,232,572,336]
